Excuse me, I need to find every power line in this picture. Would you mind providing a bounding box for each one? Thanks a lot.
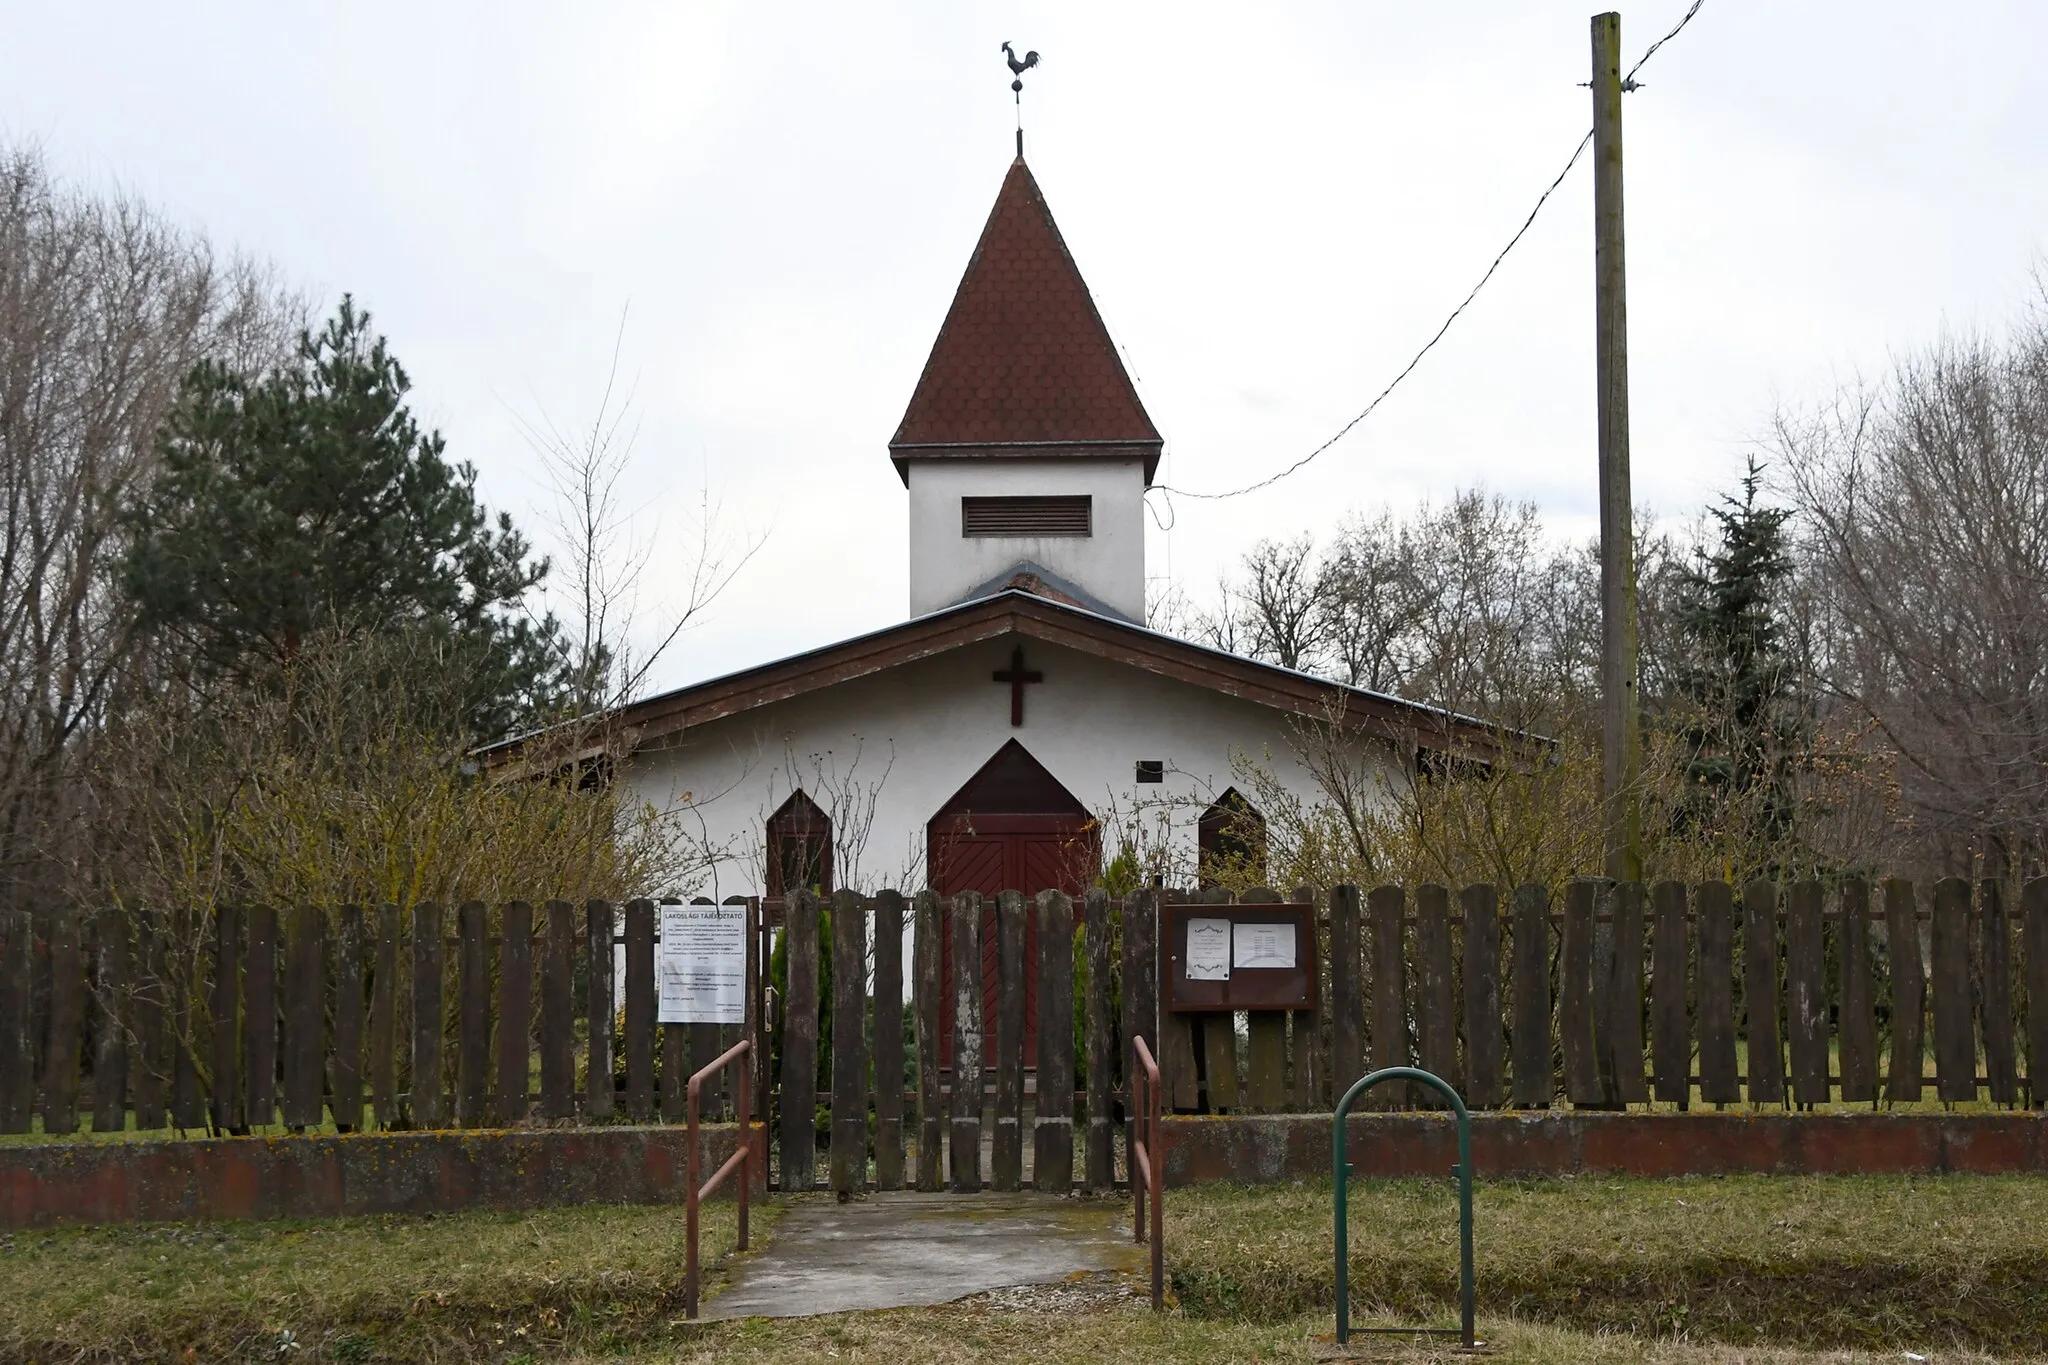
[1150,1,1708,506]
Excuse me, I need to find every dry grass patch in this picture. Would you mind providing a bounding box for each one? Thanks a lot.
[0,1199,770,1364]
[1168,1174,2048,1352]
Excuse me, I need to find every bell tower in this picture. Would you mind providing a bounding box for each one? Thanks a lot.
[891,157,1161,623]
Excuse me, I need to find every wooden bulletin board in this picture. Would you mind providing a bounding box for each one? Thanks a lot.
[1162,901,1318,1013]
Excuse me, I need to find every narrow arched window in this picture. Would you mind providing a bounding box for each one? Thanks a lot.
[1198,788,1267,889]
[766,789,833,896]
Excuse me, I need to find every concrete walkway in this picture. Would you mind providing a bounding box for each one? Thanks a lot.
[703,1192,1143,1319]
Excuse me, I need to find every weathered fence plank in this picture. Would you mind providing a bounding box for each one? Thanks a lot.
[1560,880,1601,1106]
[132,912,166,1132]
[456,901,490,1128]
[1742,880,1785,1107]
[585,901,615,1121]
[659,900,687,1125]
[95,909,131,1134]
[332,905,365,1132]
[1368,885,1408,1108]
[43,908,82,1136]
[170,996,203,1132]
[1083,888,1114,1189]
[1980,878,2018,1107]
[1159,890,1199,1111]
[830,889,869,1197]
[781,889,820,1190]
[494,902,532,1126]
[1930,877,1975,1103]
[1327,884,1363,1095]
[409,903,443,1127]
[661,1017,688,1124]
[1241,886,1288,1115]
[1460,884,1502,1109]
[1884,878,1926,1103]
[282,905,326,1130]
[1035,889,1075,1193]
[370,904,400,1129]
[0,910,31,1133]
[688,899,722,1122]
[205,906,238,1134]
[1650,882,1689,1106]
[624,899,656,1124]
[1122,889,1158,1157]
[1785,882,1828,1108]
[740,893,764,1127]
[1696,882,1738,1105]
[1193,888,1237,1114]
[1608,882,1647,1105]
[1510,885,1551,1108]
[540,901,574,1120]
[2026,879,2048,1109]
[913,890,944,1191]
[1289,886,1323,1111]
[245,905,278,1129]
[1413,885,1454,1107]
[1838,880,1877,1105]
[949,891,983,1193]
[873,890,906,1190]
[991,890,1026,1190]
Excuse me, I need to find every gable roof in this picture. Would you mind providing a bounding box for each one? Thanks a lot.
[479,588,1519,768]
[889,158,1163,484]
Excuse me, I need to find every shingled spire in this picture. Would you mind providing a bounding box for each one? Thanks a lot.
[889,158,1162,485]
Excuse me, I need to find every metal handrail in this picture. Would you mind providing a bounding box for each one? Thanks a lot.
[1130,1034,1163,1310]
[1332,1066,1475,1348]
[684,1037,756,1320]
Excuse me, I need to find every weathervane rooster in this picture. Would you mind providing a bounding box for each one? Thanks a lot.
[1002,41,1039,94]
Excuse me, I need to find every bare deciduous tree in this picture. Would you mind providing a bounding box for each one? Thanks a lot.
[1775,302,2048,874]
[0,143,299,900]
[516,310,763,717]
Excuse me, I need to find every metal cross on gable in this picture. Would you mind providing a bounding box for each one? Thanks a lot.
[991,645,1042,726]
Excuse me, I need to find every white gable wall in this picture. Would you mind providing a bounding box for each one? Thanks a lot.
[904,458,1147,620]
[619,635,1400,901]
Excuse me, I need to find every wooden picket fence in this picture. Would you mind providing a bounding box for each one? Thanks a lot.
[2,877,2045,1192]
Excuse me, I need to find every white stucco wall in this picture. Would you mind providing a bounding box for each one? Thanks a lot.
[618,633,1401,901]
[904,458,1147,620]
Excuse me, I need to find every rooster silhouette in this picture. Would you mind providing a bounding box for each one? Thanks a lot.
[1002,41,1039,89]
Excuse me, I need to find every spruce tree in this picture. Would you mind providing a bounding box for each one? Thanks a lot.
[123,298,567,738]
[1671,457,1800,852]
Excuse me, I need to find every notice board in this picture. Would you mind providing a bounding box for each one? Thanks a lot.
[1162,901,1318,1013]
[657,901,747,1024]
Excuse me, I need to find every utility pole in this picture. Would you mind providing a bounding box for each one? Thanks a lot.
[1591,12,1642,882]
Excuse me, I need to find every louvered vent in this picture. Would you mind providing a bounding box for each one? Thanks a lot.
[961,495,1093,538]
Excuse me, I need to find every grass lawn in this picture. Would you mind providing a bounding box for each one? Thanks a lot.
[4,1175,2046,1362]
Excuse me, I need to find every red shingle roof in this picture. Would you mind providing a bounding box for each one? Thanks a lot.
[889,158,1162,483]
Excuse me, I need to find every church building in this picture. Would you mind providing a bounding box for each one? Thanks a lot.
[535,155,1497,905]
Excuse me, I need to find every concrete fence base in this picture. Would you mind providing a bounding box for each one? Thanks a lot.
[3,1114,2045,1229]
[0,1125,763,1230]
[1161,1112,2048,1186]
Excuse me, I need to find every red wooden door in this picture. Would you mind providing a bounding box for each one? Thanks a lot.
[930,814,1098,1069]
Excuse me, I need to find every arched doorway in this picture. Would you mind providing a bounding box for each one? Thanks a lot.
[927,739,1100,1067]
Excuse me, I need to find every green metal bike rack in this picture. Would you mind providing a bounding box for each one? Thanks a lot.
[1332,1066,1476,1349]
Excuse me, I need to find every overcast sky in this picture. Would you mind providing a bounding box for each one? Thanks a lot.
[7,2,2047,696]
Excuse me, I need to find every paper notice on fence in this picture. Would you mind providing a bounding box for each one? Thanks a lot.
[657,902,746,1024]
[1232,921,1296,971]
[1185,917,1232,981]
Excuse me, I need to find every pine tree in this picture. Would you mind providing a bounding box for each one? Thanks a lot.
[1671,457,1800,854]
[123,297,568,738]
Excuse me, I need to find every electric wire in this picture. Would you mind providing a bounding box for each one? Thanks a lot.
[1147,0,1707,508]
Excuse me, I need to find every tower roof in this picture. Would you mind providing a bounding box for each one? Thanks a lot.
[889,158,1162,484]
